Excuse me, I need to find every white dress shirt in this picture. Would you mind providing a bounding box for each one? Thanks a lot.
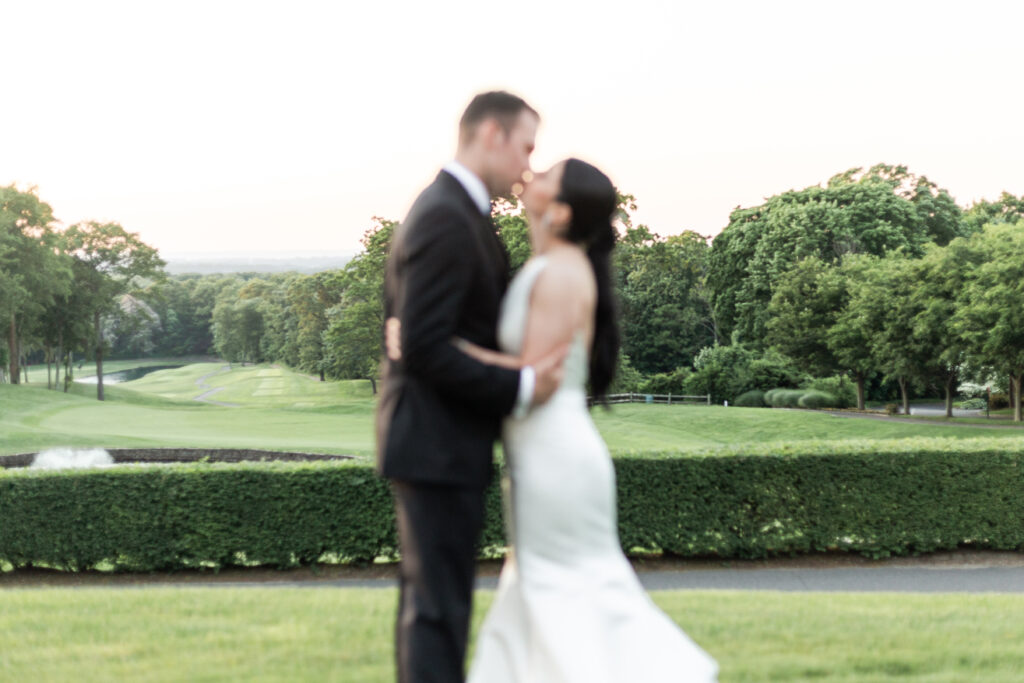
[442,160,535,418]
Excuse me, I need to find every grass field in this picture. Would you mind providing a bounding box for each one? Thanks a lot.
[5,360,1024,681]
[1,587,1022,682]
[3,359,1024,457]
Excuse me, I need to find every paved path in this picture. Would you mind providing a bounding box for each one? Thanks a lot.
[825,410,1023,429]
[201,565,1024,593]
[12,552,1024,594]
[193,365,239,407]
[77,565,1024,594]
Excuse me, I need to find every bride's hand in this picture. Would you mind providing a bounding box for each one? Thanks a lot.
[385,317,402,361]
[453,337,523,370]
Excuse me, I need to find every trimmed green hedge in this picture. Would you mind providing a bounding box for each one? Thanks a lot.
[733,390,766,407]
[767,389,806,408]
[2,439,1023,571]
[798,390,839,409]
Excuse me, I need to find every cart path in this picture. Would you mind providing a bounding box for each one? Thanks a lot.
[824,410,1024,429]
[193,365,239,407]
[6,550,1024,593]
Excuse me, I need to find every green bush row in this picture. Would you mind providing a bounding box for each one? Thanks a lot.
[762,387,843,409]
[2,440,1023,571]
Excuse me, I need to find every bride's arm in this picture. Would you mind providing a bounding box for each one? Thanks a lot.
[385,256,585,389]
[385,317,522,369]
[454,338,522,369]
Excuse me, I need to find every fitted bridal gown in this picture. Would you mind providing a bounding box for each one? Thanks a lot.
[467,257,718,683]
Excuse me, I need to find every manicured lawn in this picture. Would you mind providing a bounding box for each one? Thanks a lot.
[3,360,1024,457]
[595,403,1024,452]
[1,587,1022,681]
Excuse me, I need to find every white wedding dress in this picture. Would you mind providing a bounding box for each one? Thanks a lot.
[468,256,718,683]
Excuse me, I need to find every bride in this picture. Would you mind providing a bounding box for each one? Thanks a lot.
[458,158,718,682]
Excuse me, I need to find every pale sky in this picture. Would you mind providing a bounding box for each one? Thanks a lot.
[3,0,1021,256]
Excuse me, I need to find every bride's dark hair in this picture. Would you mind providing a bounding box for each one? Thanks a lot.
[556,158,620,399]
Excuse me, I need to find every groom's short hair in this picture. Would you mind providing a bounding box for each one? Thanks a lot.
[459,91,538,146]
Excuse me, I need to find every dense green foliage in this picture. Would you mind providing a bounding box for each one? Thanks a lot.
[8,170,1024,420]
[732,389,766,407]
[4,439,1022,571]
[707,164,967,345]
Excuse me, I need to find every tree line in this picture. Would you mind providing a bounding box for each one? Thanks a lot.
[1,185,163,399]
[5,165,1022,420]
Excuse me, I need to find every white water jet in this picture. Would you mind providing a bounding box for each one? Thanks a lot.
[30,448,114,470]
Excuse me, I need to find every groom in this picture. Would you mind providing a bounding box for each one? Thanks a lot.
[377,91,564,683]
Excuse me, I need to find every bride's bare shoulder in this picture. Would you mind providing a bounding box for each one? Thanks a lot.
[531,248,596,305]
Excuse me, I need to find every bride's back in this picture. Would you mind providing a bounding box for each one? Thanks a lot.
[498,249,595,393]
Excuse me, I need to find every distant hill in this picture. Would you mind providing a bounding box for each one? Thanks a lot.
[164,252,355,275]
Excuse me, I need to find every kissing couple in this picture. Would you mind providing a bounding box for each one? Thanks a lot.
[376,91,718,683]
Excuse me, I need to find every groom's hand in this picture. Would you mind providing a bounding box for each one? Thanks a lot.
[530,343,568,405]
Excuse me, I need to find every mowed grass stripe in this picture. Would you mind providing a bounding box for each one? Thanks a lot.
[1,588,1022,682]
[4,360,1024,457]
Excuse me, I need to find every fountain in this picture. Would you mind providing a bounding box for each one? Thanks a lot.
[30,448,115,470]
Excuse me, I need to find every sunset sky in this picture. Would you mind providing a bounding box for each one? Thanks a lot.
[3,0,1021,257]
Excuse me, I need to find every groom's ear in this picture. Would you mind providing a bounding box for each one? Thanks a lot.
[478,117,505,149]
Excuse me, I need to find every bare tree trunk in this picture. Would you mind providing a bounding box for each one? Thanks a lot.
[8,314,19,385]
[898,376,910,416]
[368,376,377,395]
[1009,378,1017,417]
[944,375,955,418]
[46,345,53,389]
[63,350,73,393]
[54,331,62,391]
[1014,374,1023,423]
[95,310,105,401]
[855,372,865,410]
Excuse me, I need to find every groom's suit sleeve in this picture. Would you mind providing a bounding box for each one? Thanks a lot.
[396,205,520,416]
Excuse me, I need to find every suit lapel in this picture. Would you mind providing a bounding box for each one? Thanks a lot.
[437,170,510,287]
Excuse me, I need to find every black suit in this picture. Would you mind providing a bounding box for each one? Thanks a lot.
[377,170,520,683]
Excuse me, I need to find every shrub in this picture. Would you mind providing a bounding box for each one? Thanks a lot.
[734,390,767,407]
[685,345,754,404]
[6,441,1024,569]
[990,393,1010,410]
[885,403,899,415]
[798,390,839,409]
[801,376,856,409]
[615,440,1024,560]
[639,367,692,395]
[608,351,644,394]
[955,398,988,410]
[768,389,806,408]
[747,350,807,392]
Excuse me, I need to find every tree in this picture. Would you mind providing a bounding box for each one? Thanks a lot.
[286,272,342,378]
[766,256,845,379]
[962,192,1024,234]
[707,164,955,345]
[212,298,265,365]
[910,243,980,417]
[952,222,1024,422]
[494,197,531,276]
[616,227,717,375]
[321,218,394,393]
[62,221,165,400]
[0,185,70,384]
[684,344,755,404]
[825,256,884,410]
[105,294,162,358]
[857,256,931,416]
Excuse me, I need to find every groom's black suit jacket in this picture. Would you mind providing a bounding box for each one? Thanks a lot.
[376,170,521,489]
